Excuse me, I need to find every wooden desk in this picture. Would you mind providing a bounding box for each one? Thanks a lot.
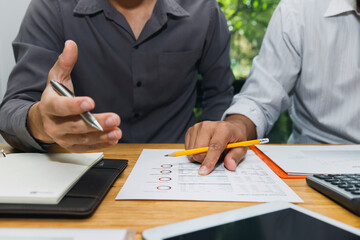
[0,143,359,239]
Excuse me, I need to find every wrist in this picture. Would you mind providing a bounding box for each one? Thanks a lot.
[225,114,257,140]
[27,102,54,144]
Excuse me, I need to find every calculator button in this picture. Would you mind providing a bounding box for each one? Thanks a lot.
[338,183,351,188]
[329,179,342,185]
[324,178,335,182]
[344,186,358,192]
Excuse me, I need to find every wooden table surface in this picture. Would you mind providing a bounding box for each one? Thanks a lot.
[0,143,359,239]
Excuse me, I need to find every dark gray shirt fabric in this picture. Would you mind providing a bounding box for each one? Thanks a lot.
[0,0,234,152]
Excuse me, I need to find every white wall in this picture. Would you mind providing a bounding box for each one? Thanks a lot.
[0,0,31,142]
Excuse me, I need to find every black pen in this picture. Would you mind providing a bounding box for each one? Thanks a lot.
[50,80,103,131]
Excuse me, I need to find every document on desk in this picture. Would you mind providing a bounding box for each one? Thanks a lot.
[116,149,302,203]
[0,228,136,240]
[257,145,360,175]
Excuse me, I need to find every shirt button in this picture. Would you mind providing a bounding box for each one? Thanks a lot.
[136,81,142,87]
[134,112,140,119]
[134,45,139,49]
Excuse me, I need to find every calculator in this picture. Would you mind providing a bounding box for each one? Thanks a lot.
[306,174,360,216]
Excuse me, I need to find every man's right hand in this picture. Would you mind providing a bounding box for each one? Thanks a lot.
[185,114,257,175]
[27,40,122,152]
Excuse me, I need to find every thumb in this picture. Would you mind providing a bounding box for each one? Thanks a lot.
[48,40,78,85]
[223,147,248,171]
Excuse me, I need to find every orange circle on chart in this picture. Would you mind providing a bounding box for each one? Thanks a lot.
[159,177,172,181]
[157,186,171,190]
[161,164,173,168]
[160,170,172,174]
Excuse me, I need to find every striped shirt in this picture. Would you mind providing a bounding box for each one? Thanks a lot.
[224,0,360,144]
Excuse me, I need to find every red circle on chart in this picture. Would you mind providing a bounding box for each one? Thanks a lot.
[161,164,173,168]
[157,186,171,190]
[159,177,172,181]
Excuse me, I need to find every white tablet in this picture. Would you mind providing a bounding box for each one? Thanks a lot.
[142,201,360,240]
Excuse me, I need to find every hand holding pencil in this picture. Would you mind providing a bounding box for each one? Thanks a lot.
[184,116,259,175]
[166,138,269,157]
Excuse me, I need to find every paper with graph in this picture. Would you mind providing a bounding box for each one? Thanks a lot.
[116,149,302,203]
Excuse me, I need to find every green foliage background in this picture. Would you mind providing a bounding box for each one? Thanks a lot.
[219,0,291,143]
[218,0,279,78]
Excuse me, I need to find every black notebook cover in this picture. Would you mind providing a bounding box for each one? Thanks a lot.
[0,158,127,218]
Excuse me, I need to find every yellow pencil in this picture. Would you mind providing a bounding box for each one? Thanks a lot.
[165,138,269,157]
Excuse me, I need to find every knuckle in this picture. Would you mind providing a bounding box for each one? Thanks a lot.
[209,142,224,152]
[78,134,90,145]
[200,121,213,130]
[68,121,81,132]
[217,121,230,132]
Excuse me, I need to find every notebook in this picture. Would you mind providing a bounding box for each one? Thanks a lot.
[0,152,103,204]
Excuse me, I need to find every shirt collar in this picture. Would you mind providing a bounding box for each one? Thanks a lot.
[158,0,189,18]
[73,0,189,17]
[73,0,104,15]
[324,0,359,17]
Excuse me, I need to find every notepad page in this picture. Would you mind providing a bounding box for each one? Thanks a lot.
[0,152,103,204]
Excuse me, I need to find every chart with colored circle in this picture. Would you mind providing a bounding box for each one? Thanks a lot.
[116,149,302,203]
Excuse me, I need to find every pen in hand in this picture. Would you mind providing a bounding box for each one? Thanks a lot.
[50,80,103,131]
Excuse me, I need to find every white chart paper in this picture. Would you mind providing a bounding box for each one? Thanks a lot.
[116,149,302,203]
[257,145,360,175]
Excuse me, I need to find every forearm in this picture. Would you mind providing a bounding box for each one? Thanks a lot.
[0,100,46,152]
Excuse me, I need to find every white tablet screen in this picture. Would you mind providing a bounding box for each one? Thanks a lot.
[164,208,358,240]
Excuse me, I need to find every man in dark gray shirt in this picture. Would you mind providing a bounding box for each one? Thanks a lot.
[0,0,234,152]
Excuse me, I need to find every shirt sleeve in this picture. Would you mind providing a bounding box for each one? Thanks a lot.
[198,2,235,121]
[223,0,302,138]
[0,0,64,152]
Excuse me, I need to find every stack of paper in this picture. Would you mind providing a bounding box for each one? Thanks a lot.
[0,152,103,204]
[257,145,360,175]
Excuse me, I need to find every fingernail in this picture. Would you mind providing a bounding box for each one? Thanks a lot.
[228,158,237,171]
[198,165,208,175]
[108,130,121,140]
[80,101,92,111]
[105,116,117,127]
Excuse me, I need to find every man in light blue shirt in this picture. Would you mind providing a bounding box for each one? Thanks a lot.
[185,0,360,175]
